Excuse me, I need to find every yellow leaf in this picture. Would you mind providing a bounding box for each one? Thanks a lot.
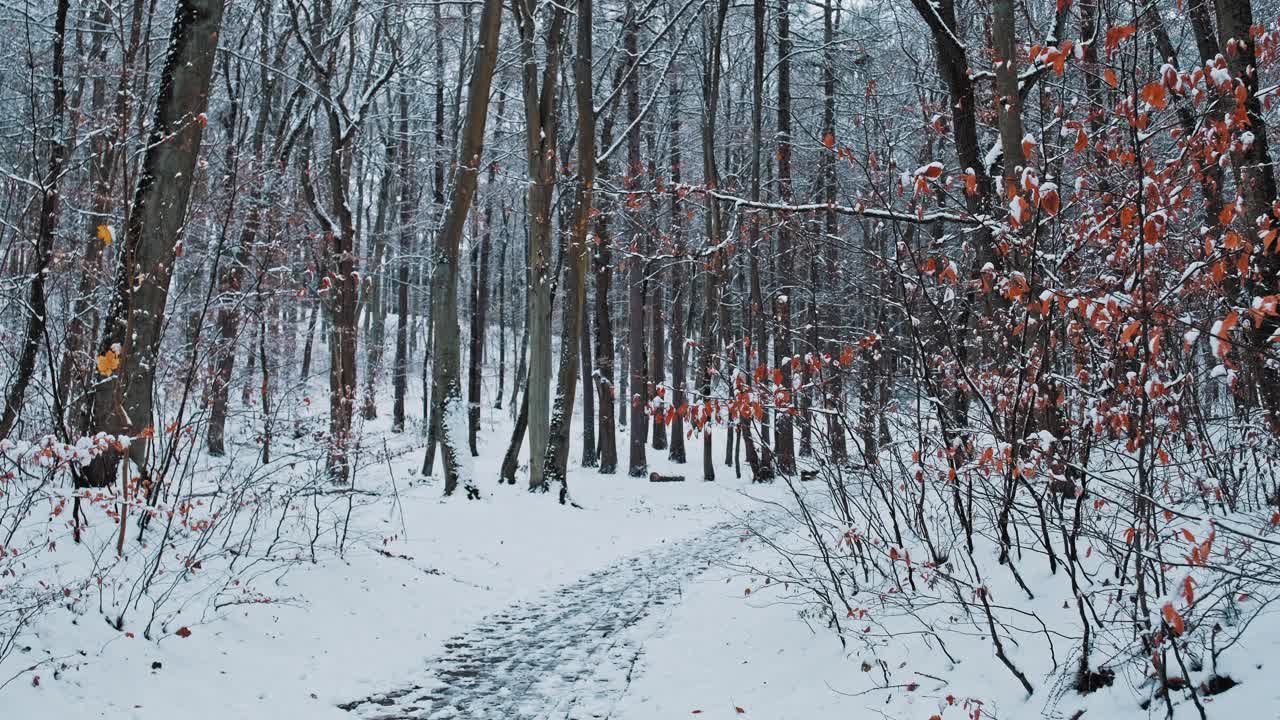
[96,349,120,377]
[96,224,113,246]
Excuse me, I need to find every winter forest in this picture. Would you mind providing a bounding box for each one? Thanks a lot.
[2,0,1280,717]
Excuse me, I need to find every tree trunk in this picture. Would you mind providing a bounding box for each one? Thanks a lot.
[468,94,503,453]
[624,0,648,478]
[495,229,509,410]
[81,0,226,488]
[361,135,398,421]
[772,0,795,475]
[393,80,414,433]
[667,64,687,465]
[301,301,320,380]
[1213,0,1280,431]
[422,0,449,468]
[743,0,771,480]
[500,378,530,484]
[696,0,730,481]
[62,0,142,431]
[541,0,595,501]
[515,0,568,489]
[426,0,503,498]
[816,0,846,465]
[594,65,624,475]
[0,0,70,442]
[581,305,598,467]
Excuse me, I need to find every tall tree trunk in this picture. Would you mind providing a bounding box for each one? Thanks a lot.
[772,0,795,475]
[422,1,449,472]
[361,133,398,421]
[624,0,648,477]
[649,280,667,450]
[742,0,770,480]
[909,0,999,436]
[696,0,730,481]
[593,66,624,475]
[468,94,504,453]
[542,0,595,501]
[81,0,226,487]
[301,301,320,380]
[495,229,509,410]
[667,64,687,465]
[62,0,143,430]
[426,0,503,497]
[393,80,414,433]
[1213,0,1280,429]
[993,0,1026,189]
[818,0,846,464]
[289,0,395,483]
[620,310,629,430]
[515,1,568,490]
[0,0,70,441]
[581,305,598,466]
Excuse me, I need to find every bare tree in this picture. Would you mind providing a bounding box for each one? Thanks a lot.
[542,0,596,501]
[512,0,568,489]
[426,0,504,498]
[0,0,70,441]
[81,0,227,487]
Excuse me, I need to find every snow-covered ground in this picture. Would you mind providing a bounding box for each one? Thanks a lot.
[5,388,1278,719]
[0,395,808,719]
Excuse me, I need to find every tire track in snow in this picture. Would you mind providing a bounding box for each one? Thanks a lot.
[339,521,744,720]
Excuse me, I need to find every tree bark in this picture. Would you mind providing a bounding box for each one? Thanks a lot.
[0,0,70,442]
[593,64,625,475]
[360,132,398,422]
[62,0,144,431]
[514,0,568,489]
[542,0,596,501]
[624,0,648,477]
[427,0,504,497]
[81,0,226,487]
[468,93,505,453]
[667,64,687,465]
[393,79,414,433]
[772,0,795,475]
[1213,0,1280,430]
[818,0,846,464]
[742,0,771,480]
[696,0,730,481]
[581,305,598,466]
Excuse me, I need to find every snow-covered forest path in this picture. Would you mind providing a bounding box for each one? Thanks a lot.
[339,521,746,720]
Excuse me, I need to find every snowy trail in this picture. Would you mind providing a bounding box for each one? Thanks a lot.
[339,521,746,720]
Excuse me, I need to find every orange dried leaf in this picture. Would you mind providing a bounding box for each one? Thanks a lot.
[96,349,120,377]
[1141,81,1167,109]
[1162,603,1185,636]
